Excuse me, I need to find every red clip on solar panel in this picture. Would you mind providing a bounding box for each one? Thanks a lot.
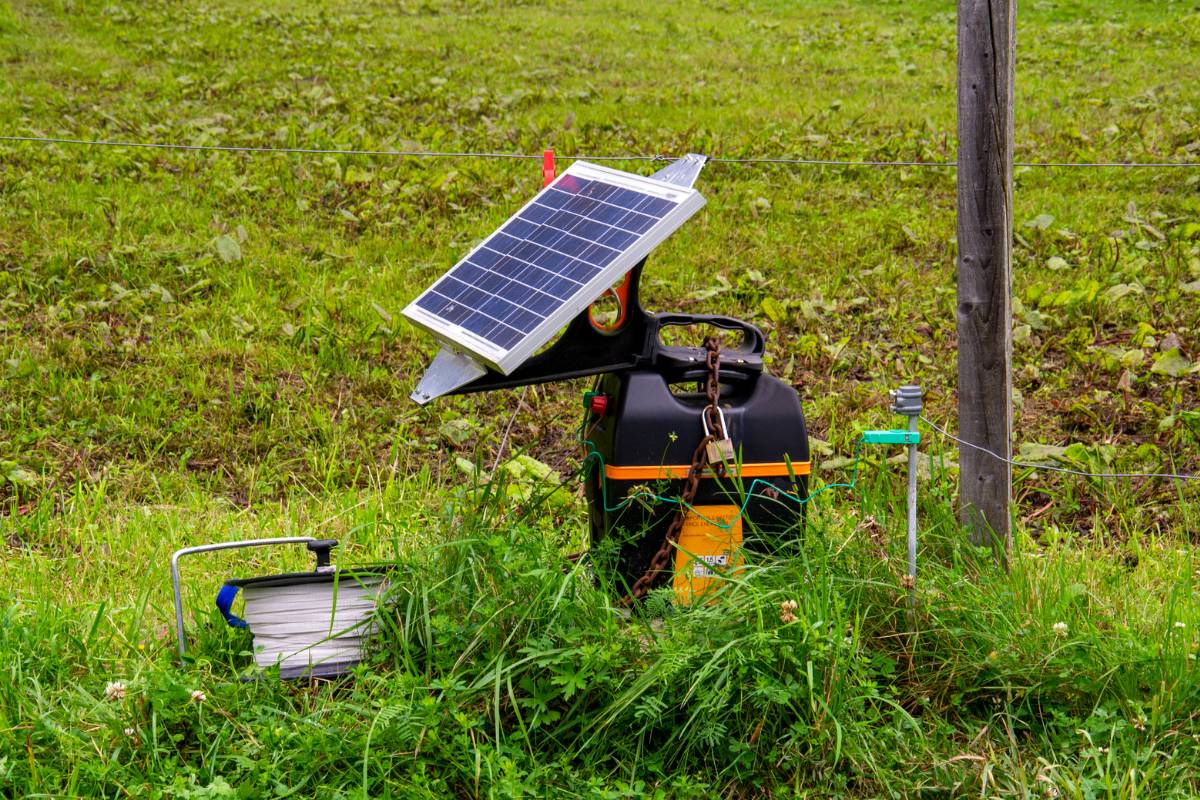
[542,149,556,187]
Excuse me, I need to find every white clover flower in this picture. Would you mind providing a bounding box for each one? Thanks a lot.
[1052,622,1068,638]
[105,681,127,701]
[1174,621,1186,629]
[191,689,207,704]
[123,727,136,737]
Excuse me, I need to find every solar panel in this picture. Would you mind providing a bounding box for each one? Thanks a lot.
[402,160,705,375]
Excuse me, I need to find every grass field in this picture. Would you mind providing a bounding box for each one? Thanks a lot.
[2,0,1199,796]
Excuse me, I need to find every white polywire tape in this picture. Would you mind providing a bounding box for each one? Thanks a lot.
[240,573,386,674]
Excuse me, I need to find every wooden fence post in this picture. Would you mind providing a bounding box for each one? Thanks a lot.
[956,0,1015,558]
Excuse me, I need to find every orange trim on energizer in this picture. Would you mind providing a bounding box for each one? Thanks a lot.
[603,461,812,481]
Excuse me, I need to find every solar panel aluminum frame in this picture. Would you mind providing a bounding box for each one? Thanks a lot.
[402,160,706,375]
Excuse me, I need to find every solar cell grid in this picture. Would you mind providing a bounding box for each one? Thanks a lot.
[404,160,705,373]
[416,180,676,346]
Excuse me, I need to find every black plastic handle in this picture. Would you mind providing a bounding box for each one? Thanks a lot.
[651,313,766,356]
[648,313,765,381]
[307,539,339,570]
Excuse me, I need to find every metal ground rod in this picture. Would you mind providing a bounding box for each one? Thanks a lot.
[890,385,924,592]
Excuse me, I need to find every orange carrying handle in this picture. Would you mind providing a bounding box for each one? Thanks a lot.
[588,272,633,334]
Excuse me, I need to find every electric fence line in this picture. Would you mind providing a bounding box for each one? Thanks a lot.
[3,134,1200,169]
[6,133,1200,482]
[919,416,1200,482]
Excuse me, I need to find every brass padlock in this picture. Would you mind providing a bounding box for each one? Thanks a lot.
[706,437,735,464]
[702,406,734,464]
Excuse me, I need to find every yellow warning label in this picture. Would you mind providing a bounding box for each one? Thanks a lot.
[673,505,743,604]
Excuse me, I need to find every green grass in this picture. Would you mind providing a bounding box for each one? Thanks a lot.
[4,475,1200,796]
[1,0,1199,795]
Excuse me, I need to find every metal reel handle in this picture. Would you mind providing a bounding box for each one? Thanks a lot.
[170,536,329,660]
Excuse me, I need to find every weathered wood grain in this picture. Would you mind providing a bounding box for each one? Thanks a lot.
[957,0,1015,556]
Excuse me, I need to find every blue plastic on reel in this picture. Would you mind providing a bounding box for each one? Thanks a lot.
[215,583,248,629]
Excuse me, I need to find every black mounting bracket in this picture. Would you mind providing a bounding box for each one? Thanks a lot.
[449,259,765,395]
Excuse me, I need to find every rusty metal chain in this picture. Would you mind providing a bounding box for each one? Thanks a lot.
[621,336,724,605]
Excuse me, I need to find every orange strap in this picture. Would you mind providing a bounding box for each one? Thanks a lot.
[603,461,811,481]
